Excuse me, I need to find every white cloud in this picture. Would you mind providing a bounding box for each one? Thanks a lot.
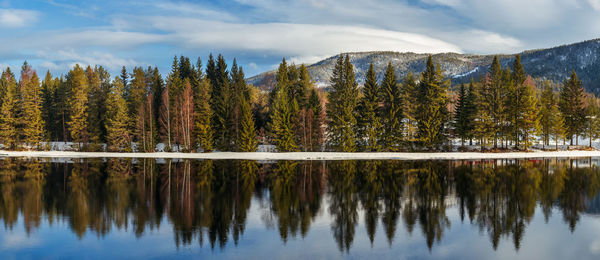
[0,9,38,27]
[36,49,142,71]
[144,17,462,56]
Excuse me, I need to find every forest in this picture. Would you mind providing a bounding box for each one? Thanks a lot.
[0,53,594,152]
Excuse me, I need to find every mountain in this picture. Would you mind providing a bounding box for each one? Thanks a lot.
[247,39,600,92]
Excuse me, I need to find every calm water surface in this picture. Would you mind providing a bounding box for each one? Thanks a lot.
[1,157,600,259]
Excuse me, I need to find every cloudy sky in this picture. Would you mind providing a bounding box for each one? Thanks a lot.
[2,0,600,77]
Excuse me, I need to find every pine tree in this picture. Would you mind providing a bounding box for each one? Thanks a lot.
[454,84,469,146]
[67,65,90,150]
[327,54,359,152]
[584,95,600,148]
[19,63,45,149]
[401,72,419,142]
[559,70,586,145]
[209,54,232,151]
[464,79,477,145]
[357,61,381,151]
[41,71,59,141]
[194,65,213,152]
[85,66,107,145]
[307,88,324,151]
[105,77,130,152]
[237,96,258,152]
[380,62,402,151]
[268,59,298,152]
[539,81,559,149]
[415,56,449,150]
[484,56,505,150]
[520,79,539,149]
[120,66,128,89]
[0,69,19,149]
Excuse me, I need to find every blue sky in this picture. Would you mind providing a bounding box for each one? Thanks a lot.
[1,0,600,78]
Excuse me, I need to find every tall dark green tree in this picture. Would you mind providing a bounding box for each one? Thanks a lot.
[415,56,449,149]
[269,59,298,152]
[454,84,470,146]
[559,70,586,145]
[327,54,359,152]
[357,61,381,151]
[105,77,130,152]
[208,54,232,151]
[380,62,403,151]
[539,81,559,149]
[193,60,213,152]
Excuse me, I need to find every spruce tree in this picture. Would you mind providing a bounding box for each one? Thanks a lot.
[194,67,213,152]
[268,59,298,152]
[237,96,258,152]
[209,54,232,151]
[0,69,19,149]
[105,77,130,152]
[454,84,469,146]
[19,64,45,149]
[380,62,402,151]
[520,79,539,149]
[67,64,90,150]
[307,88,324,151]
[401,72,418,142]
[415,56,449,150]
[585,95,600,148]
[357,61,381,151]
[327,54,359,152]
[539,81,559,149]
[559,70,586,145]
[464,79,477,145]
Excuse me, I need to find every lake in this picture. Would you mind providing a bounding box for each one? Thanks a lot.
[1,157,600,259]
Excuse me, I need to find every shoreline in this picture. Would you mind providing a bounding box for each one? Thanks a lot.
[2,150,600,160]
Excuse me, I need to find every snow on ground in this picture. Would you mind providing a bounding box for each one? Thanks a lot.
[2,150,600,160]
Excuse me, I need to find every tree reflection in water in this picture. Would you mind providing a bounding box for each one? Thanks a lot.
[0,158,600,253]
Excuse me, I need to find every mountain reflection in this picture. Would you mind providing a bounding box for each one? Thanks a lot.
[1,158,600,252]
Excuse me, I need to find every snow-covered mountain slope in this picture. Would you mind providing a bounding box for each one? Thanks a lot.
[247,39,600,92]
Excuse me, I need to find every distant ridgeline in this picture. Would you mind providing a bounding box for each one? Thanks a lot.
[0,42,596,153]
[248,38,600,94]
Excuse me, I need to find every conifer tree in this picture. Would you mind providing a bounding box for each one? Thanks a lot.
[520,79,539,149]
[120,66,128,89]
[85,66,108,145]
[105,77,130,152]
[454,84,470,146]
[357,61,381,151]
[464,79,477,145]
[0,69,19,149]
[539,81,560,149]
[401,72,419,142]
[237,96,258,152]
[380,62,403,151]
[19,63,45,149]
[41,71,59,141]
[415,56,449,150]
[559,70,586,145]
[67,64,90,150]
[484,56,505,150]
[269,59,298,152]
[307,88,324,151]
[584,95,600,148]
[209,54,232,151]
[327,54,359,152]
[193,64,213,152]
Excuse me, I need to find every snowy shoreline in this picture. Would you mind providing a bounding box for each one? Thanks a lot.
[2,150,600,160]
